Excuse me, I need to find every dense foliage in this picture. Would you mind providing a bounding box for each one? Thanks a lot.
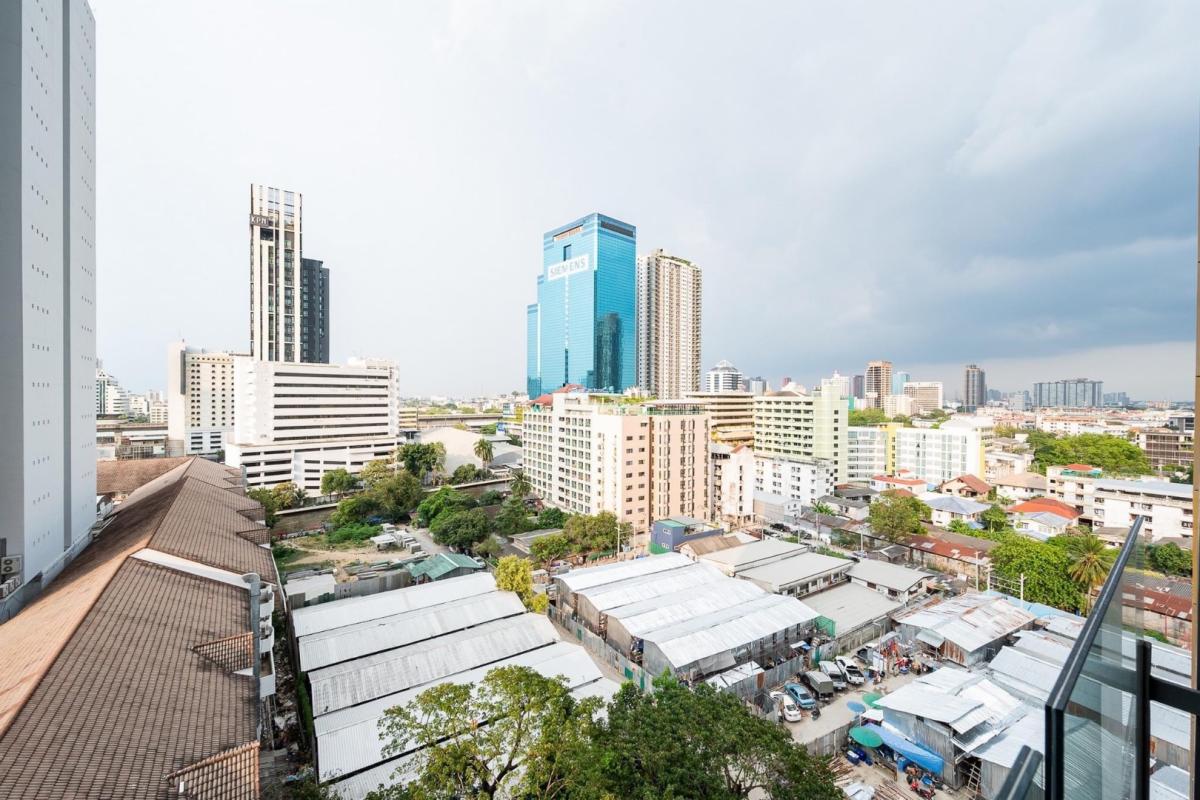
[867,494,929,542]
[417,487,478,528]
[494,556,547,613]
[448,464,491,485]
[396,442,447,481]
[990,534,1085,612]
[370,669,840,800]
[327,522,382,546]
[1026,431,1150,475]
[320,468,360,497]
[430,508,491,550]
[1147,542,1192,576]
[328,471,425,527]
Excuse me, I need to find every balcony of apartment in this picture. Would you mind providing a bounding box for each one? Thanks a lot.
[997,518,1198,800]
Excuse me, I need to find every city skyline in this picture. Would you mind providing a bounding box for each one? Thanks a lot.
[94,2,1197,399]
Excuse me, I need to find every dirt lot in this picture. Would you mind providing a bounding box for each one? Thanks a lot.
[277,525,448,581]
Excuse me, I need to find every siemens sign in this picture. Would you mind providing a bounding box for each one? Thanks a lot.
[547,255,590,281]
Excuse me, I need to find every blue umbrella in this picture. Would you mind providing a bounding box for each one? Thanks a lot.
[847,701,866,713]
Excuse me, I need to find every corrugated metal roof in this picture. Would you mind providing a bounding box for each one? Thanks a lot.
[922,495,990,515]
[298,590,526,672]
[801,583,901,635]
[315,642,603,781]
[895,593,1034,654]
[874,684,981,725]
[575,562,727,613]
[696,538,807,568]
[308,614,558,715]
[607,576,765,638]
[737,552,853,590]
[555,552,692,594]
[914,665,977,693]
[641,593,818,672]
[972,711,1043,767]
[292,572,496,637]
[284,573,335,599]
[846,559,929,591]
[1010,629,1074,664]
[987,647,1060,703]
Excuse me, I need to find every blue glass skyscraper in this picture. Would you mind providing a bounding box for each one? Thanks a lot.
[526,213,636,397]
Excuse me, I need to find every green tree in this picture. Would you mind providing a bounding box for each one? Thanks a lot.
[990,534,1084,612]
[848,407,888,426]
[1065,534,1116,609]
[378,666,599,800]
[373,472,426,520]
[508,469,532,500]
[474,437,494,467]
[563,511,631,554]
[480,423,498,435]
[529,532,572,566]
[812,502,834,516]
[980,504,1009,533]
[1149,542,1192,576]
[536,507,568,529]
[430,508,491,550]
[360,458,395,489]
[493,497,533,537]
[330,493,384,527]
[867,494,928,543]
[593,675,841,800]
[478,489,505,506]
[417,487,476,528]
[396,443,447,482]
[947,518,973,535]
[247,488,280,527]
[1028,431,1151,475]
[472,535,502,561]
[448,464,483,485]
[270,481,301,510]
[494,555,548,613]
[321,468,360,498]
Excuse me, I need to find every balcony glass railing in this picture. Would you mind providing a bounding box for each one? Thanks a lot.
[997,517,1200,800]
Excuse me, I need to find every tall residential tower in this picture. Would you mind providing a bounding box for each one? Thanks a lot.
[864,360,893,409]
[300,257,330,363]
[636,249,702,399]
[0,0,98,616]
[526,213,637,396]
[963,364,987,411]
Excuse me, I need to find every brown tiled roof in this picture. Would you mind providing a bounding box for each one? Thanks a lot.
[149,477,275,578]
[97,456,192,495]
[944,474,991,494]
[1008,498,1080,520]
[0,560,259,799]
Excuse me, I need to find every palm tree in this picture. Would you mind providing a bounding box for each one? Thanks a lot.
[811,502,835,542]
[474,437,494,467]
[509,469,531,500]
[1067,534,1116,611]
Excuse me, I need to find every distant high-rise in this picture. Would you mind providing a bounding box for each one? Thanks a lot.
[299,257,330,363]
[526,213,637,396]
[864,360,893,409]
[250,184,304,362]
[852,374,865,398]
[1033,379,1104,409]
[892,370,911,396]
[747,376,769,395]
[704,360,747,393]
[0,0,98,616]
[903,381,944,413]
[636,249,701,399]
[963,364,987,411]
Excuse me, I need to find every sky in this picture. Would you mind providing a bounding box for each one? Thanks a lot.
[94,1,1199,401]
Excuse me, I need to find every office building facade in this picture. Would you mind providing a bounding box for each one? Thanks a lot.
[903,381,944,414]
[526,213,637,397]
[686,391,754,444]
[636,249,702,399]
[864,360,892,409]
[299,257,330,363]
[892,370,911,396]
[1033,379,1104,409]
[754,455,837,508]
[0,0,98,615]
[524,390,709,537]
[963,364,986,411]
[703,360,747,393]
[166,342,240,455]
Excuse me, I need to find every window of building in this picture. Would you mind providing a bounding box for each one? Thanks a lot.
[562,243,572,260]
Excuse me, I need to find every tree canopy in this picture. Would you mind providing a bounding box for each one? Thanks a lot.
[417,487,477,528]
[494,556,547,613]
[990,534,1084,612]
[493,498,534,536]
[430,508,491,550]
[1027,431,1150,475]
[867,494,929,543]
[397,442,447,481]
[321,468,360,498]
[848,407,888,427]
[1148,542,1192,576]
[359,459,395,489]
[246,488,280,527]
[508,470,532,500]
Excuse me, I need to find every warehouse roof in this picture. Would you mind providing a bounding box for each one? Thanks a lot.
[847,559,929,592]
[298,590,526,671]
[568,561,726,614]
[605,576,765,640]
[292,572,496,637]
[737,551,852,591]
[555,552,693,594]
[408,552,484,581]
[308,614,559,715]
[801,582,901,635]
[894,593,1035,654]
[696,538,806,571]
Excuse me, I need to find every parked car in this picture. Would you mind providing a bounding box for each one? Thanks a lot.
[784,682,816,710]
[836,656,866,685]
[819,660,848,691]
[770,690,803,722]
[803,670,835,701]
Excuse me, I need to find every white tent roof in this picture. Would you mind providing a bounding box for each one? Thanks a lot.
[737,552,852,591]
[556,552,693,594]
[607,576,765,639]
[846,559,930,591]
[573,561,727,613]
[292,572,496,637]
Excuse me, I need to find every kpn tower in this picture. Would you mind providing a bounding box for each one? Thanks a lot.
[526,213,636,397]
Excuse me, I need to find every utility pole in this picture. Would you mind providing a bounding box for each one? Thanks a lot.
[1020,573,1025,603]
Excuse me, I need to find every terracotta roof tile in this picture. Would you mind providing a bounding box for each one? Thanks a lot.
[1008,498,1080,520]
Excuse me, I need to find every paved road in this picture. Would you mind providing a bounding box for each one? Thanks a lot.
[788,668,920,745]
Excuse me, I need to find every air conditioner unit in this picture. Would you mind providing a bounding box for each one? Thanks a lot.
[0,556,21,576]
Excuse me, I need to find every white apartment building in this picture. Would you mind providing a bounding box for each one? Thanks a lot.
[847,426,892,481]
[95,366,129,417]
[524,390,709,538]
[1045,466,1193,540]
[636,249,702,400]
[883,393,917,418]
[0,0,97,617]
[820,372,851,399]
[753,455,837,508]
[703,360,746,393]
[902,381,944,413]
[167,342,241,455]
[846,424,983,486]
[686,391,753,444]
[230,436,412,492]
[710,442,755,526]
[752,388,847,483]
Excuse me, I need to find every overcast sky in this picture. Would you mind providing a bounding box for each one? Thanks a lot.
[95,1,1198,400]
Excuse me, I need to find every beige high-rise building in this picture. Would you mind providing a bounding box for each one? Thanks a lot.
[752,387,848,483]
[636,249,702,399]
[686,391,753,444]
[902,381,944,413]
[864,360,893,409]
[249,184,303,362]
[524,389,709,538]
[166,341,241,455]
